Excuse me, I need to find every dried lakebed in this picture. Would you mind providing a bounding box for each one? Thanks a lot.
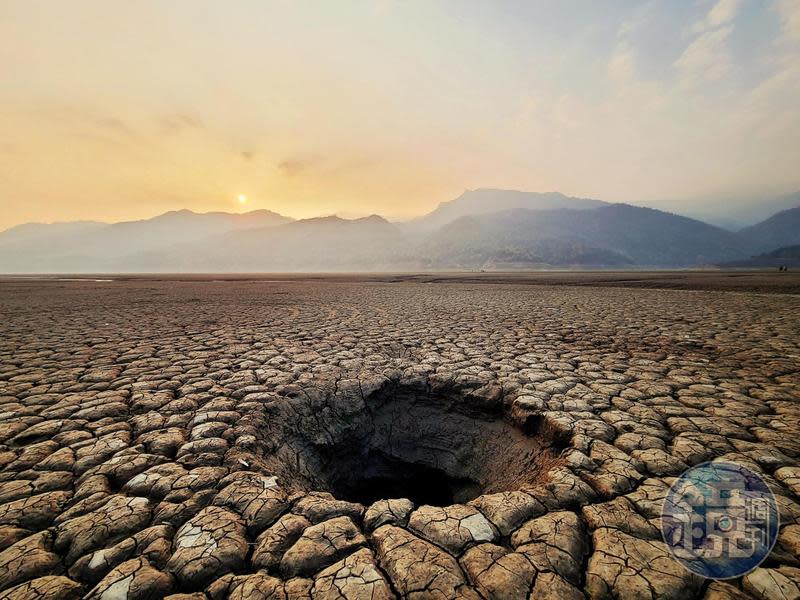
[0,278,798,600]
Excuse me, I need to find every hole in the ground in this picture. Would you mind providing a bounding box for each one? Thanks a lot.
[332,449,483,506]
[260,381,562,506]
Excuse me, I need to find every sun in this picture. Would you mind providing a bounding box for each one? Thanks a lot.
[237,194,247,204]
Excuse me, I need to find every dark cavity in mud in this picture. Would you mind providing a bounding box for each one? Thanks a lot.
[260,381,561,506]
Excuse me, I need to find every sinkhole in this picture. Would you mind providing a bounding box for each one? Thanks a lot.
[259,380,562,507]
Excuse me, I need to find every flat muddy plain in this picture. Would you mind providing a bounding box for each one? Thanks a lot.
[0,273,798,599]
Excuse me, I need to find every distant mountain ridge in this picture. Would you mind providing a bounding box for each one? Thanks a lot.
[657,190,800,231]
[0,221,107,245]
[737,206,800,252]
[0,209,293,272]
[406,189,608,232]
[419,204,745,268]
[0,189,796,272]
[130,214,406,272]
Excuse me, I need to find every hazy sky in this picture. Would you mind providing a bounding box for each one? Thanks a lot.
[1,0,799,229]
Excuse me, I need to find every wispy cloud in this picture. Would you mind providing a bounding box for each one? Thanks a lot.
[278,156,319,177]
[675,0,741,82]
[776,0,800,43]
[706,0,740,29]
[158,114,204,135]
[674,25,734,81]
[608,41,637,87]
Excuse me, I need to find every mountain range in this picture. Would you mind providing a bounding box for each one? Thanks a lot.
[649,191,800,231]
[1,189,798,272]
[737,206,800,253]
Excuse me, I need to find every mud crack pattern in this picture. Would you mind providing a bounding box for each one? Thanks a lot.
[0,279,798,600]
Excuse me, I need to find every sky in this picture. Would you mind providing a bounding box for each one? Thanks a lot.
[1,0,799,229]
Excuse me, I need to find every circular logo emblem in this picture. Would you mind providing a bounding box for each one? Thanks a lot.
[661,461,779,579]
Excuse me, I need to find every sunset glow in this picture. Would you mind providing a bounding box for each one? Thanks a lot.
[0,1,799,230]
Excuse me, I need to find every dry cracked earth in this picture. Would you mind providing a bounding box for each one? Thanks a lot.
[0,277,798,600]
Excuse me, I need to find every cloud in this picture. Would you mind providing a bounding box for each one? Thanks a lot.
[776,0,800,43]
[688,0,740,34]
[23,105,144,148]
[674,25,734,80]
[607,4,650,91]
[158,114,203,135]
[739,0,800,139]
[608,42,636,86]
[707,0,740,28]
[675,0,741,83]
[94,117,137,138]
[617,0,657,38]
[278,157,316,177]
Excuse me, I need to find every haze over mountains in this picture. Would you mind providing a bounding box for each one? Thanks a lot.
[737,207,800,253]
[648,191,800,232]
[1,189,798,272]
[404,190,607,233]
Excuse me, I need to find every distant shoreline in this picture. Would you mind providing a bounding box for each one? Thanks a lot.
[2,270,799,294]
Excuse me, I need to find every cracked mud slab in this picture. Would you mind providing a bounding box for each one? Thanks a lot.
[0,278,798,599]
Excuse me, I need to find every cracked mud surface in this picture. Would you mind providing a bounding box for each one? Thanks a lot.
[0,278,798,599]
